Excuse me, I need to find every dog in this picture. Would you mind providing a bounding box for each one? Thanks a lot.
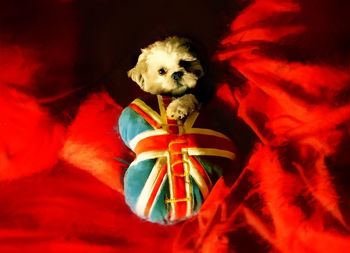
[127,36,204,120]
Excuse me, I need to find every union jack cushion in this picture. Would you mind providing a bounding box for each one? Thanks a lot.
[118,95,235,224]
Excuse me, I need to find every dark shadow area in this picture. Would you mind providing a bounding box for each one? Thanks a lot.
[73,0,248,106]
[0,0,249,120]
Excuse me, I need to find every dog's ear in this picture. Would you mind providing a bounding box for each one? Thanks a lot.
[190,60,204,78]
[128,67,145,89]
[127,51,148,89]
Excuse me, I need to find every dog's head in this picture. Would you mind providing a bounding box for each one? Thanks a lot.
[128,36,204,96]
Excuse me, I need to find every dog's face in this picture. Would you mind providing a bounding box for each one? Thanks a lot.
[128,37,204,96]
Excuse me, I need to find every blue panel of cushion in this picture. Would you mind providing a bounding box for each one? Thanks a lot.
[117,107,153,148]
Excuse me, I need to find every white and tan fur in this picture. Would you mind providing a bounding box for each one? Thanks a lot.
[128,36,204,119]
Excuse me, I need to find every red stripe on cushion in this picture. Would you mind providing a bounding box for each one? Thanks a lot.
[134,133,234,155]
[129,103,161,129]
[189,156,212,190]
[167,118,179,134]
[169,151,188,219]
[144,163,168,218]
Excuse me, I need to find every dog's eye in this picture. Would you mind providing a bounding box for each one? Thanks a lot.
[158,68,166,75]
[179,60,191,70]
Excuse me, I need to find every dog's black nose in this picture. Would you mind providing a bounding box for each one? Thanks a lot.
[172,71,184,81]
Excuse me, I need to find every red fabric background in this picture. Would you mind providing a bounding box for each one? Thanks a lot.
[1,0,350,252]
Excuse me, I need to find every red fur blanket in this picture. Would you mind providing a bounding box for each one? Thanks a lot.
[1,0,349,252]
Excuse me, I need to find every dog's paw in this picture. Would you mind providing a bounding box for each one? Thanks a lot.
[166,102,189,120]
[166,94,199,120]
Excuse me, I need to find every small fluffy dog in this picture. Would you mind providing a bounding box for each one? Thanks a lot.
[128,36,204,120]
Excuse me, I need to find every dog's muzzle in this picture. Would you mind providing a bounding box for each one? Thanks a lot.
[172,71,184,82]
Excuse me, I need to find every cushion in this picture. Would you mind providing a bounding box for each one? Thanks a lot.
[118,95,235,224]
